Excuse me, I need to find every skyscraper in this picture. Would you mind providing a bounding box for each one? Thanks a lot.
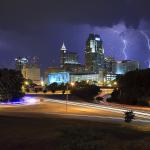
[15,56,41,84]
[60,42,82,73]
[60,42,67,68]
[22,65,41,85]
[104,56,116,74]
[31,56,40,67]
[85,33,105,73]
[112,60,139,75]
[15,57,29,71]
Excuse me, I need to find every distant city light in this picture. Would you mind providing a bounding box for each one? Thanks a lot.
[24,81,29,85]
[0,96,39,105]
[70,82,75,87]
[95,37,100,41]
[23,96,39,104]
[113,82,117,85]
[41,80,44,86]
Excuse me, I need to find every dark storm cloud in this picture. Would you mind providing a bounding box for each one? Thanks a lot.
[0,0,150,30]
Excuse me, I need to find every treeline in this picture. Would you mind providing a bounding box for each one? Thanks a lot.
[71,81,100,101]
[109,69,150,106]
[46,83,66,93]
[0,69,24,101]
[45,81,100,101]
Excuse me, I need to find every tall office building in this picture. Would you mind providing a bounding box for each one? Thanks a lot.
[85,33,105,73]
[31,56,40,67]
[22,65,41,85]
[15,57,29,71]
[104,56,116,74]
[15,56,41,84]
[60,42,82,73]
[112,60,139,75]
[15,56,40,71]
[60,43,67,68]
[60,42,79,66]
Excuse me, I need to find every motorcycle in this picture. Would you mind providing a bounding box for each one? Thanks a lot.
[124,110,135,123]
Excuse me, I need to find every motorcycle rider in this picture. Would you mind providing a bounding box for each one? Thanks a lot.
[124,110,135,122]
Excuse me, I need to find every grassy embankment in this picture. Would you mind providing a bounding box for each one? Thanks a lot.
[0,115,150,150]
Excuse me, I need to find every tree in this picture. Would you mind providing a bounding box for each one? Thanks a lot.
[62,90,65,94]
[71,84,100,101]
[43,89,47,94]
[0,69,24,102]
[47,82,58,93]
[110,69,150,106]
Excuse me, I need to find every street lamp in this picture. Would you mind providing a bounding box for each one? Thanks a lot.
[66,83,69,112]
[113,81,117,86]
[24,81,29,86]
[70,82,75,87]
[66,82,75,112]
[41,80,44,86]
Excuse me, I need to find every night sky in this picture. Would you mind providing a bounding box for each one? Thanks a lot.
[0,0,150,70]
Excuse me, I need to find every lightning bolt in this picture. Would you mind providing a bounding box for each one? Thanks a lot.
[148,61,150,68]
[140,30,150,68]
[122,39,128,60]
[140,30,150,51]
[111,29,128,60]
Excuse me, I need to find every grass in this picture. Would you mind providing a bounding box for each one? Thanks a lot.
[0,115,149,150]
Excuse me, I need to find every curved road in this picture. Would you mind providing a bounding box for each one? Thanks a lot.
[0,96,150,125]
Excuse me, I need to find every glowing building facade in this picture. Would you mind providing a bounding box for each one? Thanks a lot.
[85,34,105,73]
[22,65,41,85]
[20,56,41,85]
[47,71,104,85]
[70,71,104,85]
[48,72,70,84]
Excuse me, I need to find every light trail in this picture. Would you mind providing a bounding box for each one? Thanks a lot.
[44,98,150,120]
[46,112,150,124]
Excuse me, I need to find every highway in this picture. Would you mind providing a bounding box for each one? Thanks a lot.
[0,96,150,125]
[44,98,150,120]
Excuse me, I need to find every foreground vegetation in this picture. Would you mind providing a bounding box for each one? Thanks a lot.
[109,69,150,106]
[0,69,24,101]
[28,81,101,102]
[0,115,149,150]
[71,81,100,101]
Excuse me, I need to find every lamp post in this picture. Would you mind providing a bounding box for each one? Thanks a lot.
[66,83,69,112]
[65,82,75,112]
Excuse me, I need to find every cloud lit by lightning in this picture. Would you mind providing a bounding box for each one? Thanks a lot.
[140,30,150,68]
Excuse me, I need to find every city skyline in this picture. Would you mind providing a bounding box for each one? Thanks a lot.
[0,0,150,69]
[0,2,150,149]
